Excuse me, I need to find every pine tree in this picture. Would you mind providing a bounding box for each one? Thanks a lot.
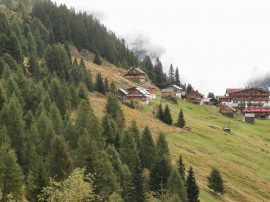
[154,57,167,88]
[176,155,186,182]
[48,135,72,181]
[120,131,145,202]
[95,73,105,94]
[156,133,171,162]
[0,141,25,201]
[140,126,156,169]
[128,120,140,149]
[110,81,117,95]
[207,168,225,195]
[186,84,194,94]
[93,50,102,65]
[177,109,186,128]
[102,113,116,146]
[175,67,181,87]
[186,167,200,202]
[104,78,109,93]
[167,167,187,202]
[163,104,173,125]
[169,64,174,85]
[156,103,164,121]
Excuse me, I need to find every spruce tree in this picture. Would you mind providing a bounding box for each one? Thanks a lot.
[93,50,102,65]
[176,155,186,182]
[110,81,117,95]
[186,167,200,202]
[95,73,105,94]
[48,135,72,181]
[175,67,181,87]
[120,131,145,202]
[156,103,164,121]
[156,133,171,162]
[128,120,140,149]
[207,168,225,195]
[163,104,173,125]
[140,126,156,169]
[169,64,174,85]
[102,113,116,146]
[167,167,187,202]
[177,109,186,128]
[0,141,25,201]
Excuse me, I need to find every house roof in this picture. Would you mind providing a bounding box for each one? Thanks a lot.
[171,85,182,90]
[161,88,175,93]
[136,87,150,95]
[226,88,245,94]
[189,90,204,97]
[118,88,129,95]
[135,67,145,74]
[221,105,236,112]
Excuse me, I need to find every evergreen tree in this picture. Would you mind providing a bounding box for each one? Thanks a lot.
[167,167,187,202]
[120,131,145,202]
[140,126,156,169]
[95,73,105,94]
[141,55,155,82]
[154,57,167,88]
[102,113,116,146]
[93,50,102,65]
[156,103,164,121]
[177,109,186,128]
[186,84,194,94]
[176,155,186,182]
[207,92,215,99]
[0,141,25,201]
[186,167,200,202]
[169,64,175,85]
[50,103,63,135]
[128,120,140,149]
[175,67,181,87]
[156,133,171,163]
[163,104,173,125]
[48,135,72,181]
[207,168,225,195]
[110,81,117,95]
[0,94,25,165]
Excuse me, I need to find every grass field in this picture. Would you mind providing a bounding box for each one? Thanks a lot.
[82,53,270,202]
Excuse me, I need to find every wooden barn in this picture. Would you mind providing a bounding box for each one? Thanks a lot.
[170,85,183,98]
[244,113,255,124]
[124,67,147,83]
[219,105,236,118]
[161,88,176,99]
[186,90,204,105]
[139,84,159,95]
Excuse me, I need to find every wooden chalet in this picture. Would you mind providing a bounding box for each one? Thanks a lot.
[161,88,176,99]
[186,90,204,105]
[219,105,236,118]
[170,85,183,98]
[217,96,232,105]
[244,113,255,124]
[118,86,151,105]
[124,67,146,83]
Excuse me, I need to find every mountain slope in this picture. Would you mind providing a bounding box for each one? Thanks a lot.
[81,54,270,202]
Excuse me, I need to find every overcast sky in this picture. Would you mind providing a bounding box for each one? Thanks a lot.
[54,0,270,95]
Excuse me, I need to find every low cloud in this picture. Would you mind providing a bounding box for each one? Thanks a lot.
[247,72,270,88]
[125,33,166,60]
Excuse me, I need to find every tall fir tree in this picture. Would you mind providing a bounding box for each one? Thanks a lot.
[163,104,173,125]
[167,167,187,202]
[120,131,145,202]
[156,103,164,121]
[95,73,105,94]
[140,126,156,170]
[186,167,200,202]
[207,168,225,195]
[177,109,186,128]
[175,67,181,87]
[176,155,186,182]
[93,50,102,65]
[169,64,174,85]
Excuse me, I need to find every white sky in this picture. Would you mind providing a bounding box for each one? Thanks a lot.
[55,0,270,95]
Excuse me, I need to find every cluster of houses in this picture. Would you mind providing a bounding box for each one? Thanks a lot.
[217,87,270,122]
[119,68,270,123]
[118,67,204,105]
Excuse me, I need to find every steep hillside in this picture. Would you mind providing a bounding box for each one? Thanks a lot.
[82,55,270,202]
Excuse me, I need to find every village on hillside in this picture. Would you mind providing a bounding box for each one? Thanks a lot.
[120,67,270,124]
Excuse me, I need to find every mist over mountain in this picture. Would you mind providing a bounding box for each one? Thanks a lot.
[248,74,270,89]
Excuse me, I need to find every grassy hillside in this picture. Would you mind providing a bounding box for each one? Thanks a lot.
[81,54,270,202]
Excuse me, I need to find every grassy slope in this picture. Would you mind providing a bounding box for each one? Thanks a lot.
[80,54,270,202]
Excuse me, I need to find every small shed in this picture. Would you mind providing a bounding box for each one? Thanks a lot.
[244,113,255,124]
[118,88,129,101]
[186,90,204,105]
[161,88,176,99]
[220,105,236,118]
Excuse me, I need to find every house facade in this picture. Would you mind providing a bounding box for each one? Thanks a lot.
[217,87,270,110]
[219,105,236,118]
[161,88,176,99]
[186,90,204,105]
[124,67,147,83]
[170,85,182,98]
